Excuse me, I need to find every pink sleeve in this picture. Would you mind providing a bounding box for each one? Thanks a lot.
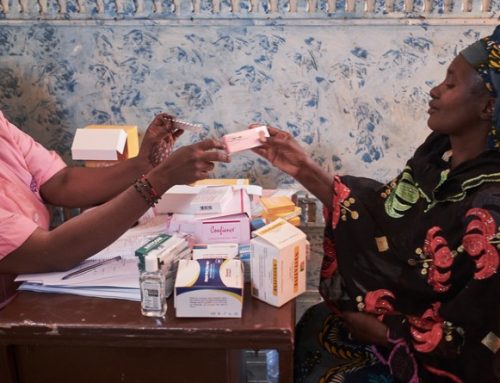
[4,115,66,185]
[0,208,39,260]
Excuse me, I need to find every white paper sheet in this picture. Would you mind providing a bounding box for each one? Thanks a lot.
[15,215,169,301]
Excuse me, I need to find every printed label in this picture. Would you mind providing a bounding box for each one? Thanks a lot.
[293,246,299,293]
[272,259,278,296]
[202,220,240,242]
[141,281,162,310]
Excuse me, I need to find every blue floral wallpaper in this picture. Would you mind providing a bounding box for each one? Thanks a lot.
[0,1,498,187]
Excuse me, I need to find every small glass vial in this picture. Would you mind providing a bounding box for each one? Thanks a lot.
[140,255,167,317]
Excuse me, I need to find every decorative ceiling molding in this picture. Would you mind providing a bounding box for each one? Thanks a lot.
[0,0,498,22]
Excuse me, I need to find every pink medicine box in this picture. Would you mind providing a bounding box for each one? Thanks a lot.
[198,214,251,244]
[167,213,251,245]
[222,125,270,153]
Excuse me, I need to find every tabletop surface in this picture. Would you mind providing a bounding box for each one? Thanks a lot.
[0,286,296,348]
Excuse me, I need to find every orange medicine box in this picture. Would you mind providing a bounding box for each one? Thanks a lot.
[250,218,309,307]
[260,195,296,215]
[262,206,302,226]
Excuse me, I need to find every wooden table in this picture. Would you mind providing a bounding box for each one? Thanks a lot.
[0,286,295,383]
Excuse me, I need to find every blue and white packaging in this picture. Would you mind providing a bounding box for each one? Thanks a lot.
[174,258,244,318]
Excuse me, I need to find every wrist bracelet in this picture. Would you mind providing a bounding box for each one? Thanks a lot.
[133,175,160,207]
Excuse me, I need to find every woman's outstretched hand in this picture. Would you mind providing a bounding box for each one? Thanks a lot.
[139,113,184,168]
[250,124,310,178]
[249,123,334,208]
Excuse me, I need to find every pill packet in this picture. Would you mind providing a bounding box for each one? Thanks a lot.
[172,119,203,133]
[150,119,203,166]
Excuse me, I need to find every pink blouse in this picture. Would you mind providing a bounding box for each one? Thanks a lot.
[0,111,66,259]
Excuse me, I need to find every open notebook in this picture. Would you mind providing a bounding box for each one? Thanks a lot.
[16,214,170,301]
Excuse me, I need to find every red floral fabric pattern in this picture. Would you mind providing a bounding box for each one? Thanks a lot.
[408,302,444,353]
[462,208,499,280]
[331,175,351,229]
[423,226,454,293]
[363,289,396,317]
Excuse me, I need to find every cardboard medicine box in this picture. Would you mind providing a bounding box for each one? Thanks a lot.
[260,195,296,215]
[250,218,308,307]
[156,185,251,217]
[222,125,270,153]
[85,124,139,158]
[71,124,139,167]
[174,258,244,318]
[189,186,233,214]
[168,213,250,245]
[71,128,127,161]
[192,243,239,260]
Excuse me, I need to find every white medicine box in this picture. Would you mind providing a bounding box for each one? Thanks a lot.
[250,218,308,307]
[71,128,128,161]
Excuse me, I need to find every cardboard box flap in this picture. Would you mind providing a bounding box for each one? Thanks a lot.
[253,218,306,249]
[71,128,127,160]
[86,124,139,159]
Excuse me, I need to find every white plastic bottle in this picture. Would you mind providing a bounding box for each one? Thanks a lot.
[140,255,167,317]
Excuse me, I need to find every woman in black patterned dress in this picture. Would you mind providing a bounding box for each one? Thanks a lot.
[251,26,500,383]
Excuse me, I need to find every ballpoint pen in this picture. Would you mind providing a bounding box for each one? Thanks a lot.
[61,256,123,280]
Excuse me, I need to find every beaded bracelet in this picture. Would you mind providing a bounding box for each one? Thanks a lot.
[133,175,160,207]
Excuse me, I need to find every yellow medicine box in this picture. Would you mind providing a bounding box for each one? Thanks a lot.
[260,195,296,215]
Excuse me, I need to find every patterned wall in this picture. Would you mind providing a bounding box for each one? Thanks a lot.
[0,0,498,188]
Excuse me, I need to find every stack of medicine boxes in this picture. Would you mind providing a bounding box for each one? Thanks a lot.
[158,179,254,318]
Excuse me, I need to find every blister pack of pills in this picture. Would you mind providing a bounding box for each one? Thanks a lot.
[172,119,203,133]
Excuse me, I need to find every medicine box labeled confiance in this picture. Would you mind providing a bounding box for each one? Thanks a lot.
[250,218,308,307]
[167,213,251,245]
[174,258,244,318]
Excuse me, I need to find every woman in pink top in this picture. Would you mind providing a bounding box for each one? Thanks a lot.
[0,111,229,278]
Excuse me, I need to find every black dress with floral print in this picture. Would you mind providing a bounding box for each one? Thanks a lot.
[317,132,500,383]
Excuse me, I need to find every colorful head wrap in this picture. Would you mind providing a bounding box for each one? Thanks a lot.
[460,26,500,150]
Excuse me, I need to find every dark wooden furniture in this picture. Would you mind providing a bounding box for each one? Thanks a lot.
[0,286,295,383]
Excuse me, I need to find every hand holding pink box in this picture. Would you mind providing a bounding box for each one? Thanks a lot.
[222,125,270,154]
